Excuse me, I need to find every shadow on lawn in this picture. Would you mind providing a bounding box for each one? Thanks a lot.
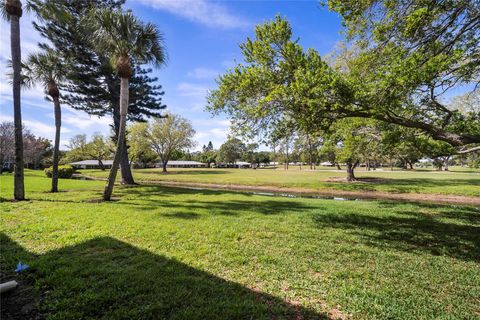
[312,204,480,263]
[115,185,313,216]
[330,177,480,194]
[0,233,325,320]
[115,186,480,262]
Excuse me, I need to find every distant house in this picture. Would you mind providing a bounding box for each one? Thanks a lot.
[216,161,251,168]
[155,160,207,168]
[320,161,334,166]
[70,160,113,169]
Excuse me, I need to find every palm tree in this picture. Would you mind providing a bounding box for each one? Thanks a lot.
[84,9,166,200]
[2,0,25,200]
[23,50,65,192]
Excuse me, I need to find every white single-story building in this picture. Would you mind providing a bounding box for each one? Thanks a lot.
[216,161,251,168]
[70,160,113,169]
[155,160,207,168]
[320,161,334,166]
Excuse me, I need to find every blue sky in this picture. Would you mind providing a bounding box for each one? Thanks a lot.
[0,0,343,150]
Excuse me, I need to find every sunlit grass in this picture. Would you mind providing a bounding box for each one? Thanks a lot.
[1,172,479,319]
[81,166,480,196]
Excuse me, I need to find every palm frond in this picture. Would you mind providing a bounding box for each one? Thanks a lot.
[83,7,167,73]
[0,0,10,21]
[22,48,67,90]
[6,59,35,89]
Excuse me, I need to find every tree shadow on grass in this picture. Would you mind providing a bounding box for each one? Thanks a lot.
[113,185,314,216]
[0,233,326,320]
[31,185,311,216]
[377,201,480,224]
[329,177,480,194]
[311,205,480,263]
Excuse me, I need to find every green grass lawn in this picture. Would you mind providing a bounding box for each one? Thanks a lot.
[1,171,479,319]
[82,166,480,197]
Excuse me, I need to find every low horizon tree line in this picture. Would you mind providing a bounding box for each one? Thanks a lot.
[2,0,478,198]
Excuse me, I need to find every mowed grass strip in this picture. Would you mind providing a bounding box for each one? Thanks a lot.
[82,166,480,197]
[0,172,479,319]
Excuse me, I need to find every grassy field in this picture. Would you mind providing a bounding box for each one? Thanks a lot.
[82,166,480,197]
[1,171,479,319]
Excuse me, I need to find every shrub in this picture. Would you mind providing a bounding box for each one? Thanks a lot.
[45,165,75,179]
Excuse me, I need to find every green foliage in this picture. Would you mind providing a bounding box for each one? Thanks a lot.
[218,137,246,164]
[147,113,196,168]
[207,15,308,141]
[21,48,66,95]
[45,165,75,178]
[325,0,480,148]
[63,133,112,167]
[84,8,166,74]
[197,142,217,166]
[210,10,479,159]
[128,122,158,167]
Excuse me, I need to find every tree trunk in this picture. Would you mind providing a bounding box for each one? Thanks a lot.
[112,100,135,185]
[11,14,24,200]
[98,159,105,171]
[443,156,450,171]
[103,77,129,201]
[120,138,135,184]
[336,163,342,170]
[51,97,61,192]
[162,161,167,172]
[346,163,356,181]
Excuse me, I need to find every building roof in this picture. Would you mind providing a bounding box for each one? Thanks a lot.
[235,161,251,165]
[70,160,113,165]
[320,161,334,166]
[164,160,206,165]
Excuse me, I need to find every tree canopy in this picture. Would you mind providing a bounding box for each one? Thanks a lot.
[208,13,479,156]
[147,114,196,172]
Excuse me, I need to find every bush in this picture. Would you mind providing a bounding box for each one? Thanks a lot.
[45,165,75,179]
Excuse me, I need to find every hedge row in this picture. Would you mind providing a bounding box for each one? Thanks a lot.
[44,165,75,179]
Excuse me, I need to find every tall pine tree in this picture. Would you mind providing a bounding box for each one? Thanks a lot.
[30,0,166,184]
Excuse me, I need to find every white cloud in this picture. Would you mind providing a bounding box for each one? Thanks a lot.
[62,108,112,130]
[177,82,211,97]
[187,67,219,80]
[192,118,230,127]
[188,117,231,150]
[0,112,71,137]
[135,0,251,29]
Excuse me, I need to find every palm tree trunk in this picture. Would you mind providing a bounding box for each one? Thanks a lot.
[112,103,135,185]
[120,138,135,184]
[103,77,128,201]
[11,14,25,200]
[51,97,61,192]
